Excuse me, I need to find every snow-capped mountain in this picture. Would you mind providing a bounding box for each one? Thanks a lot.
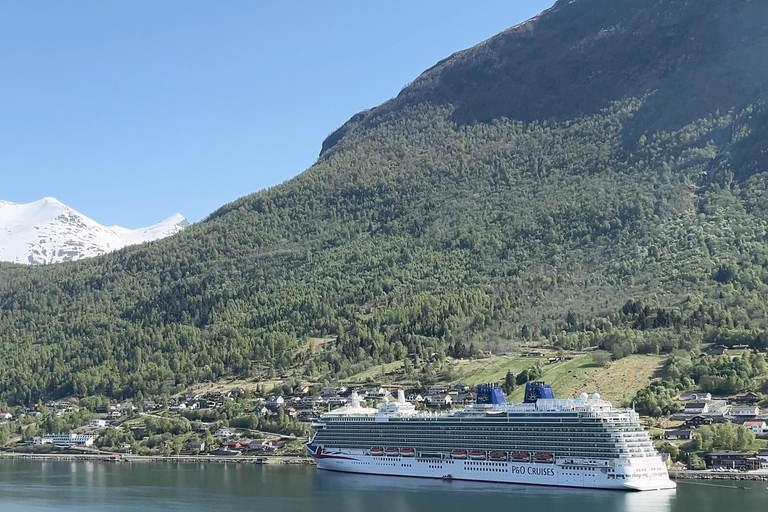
[0,197,189,265]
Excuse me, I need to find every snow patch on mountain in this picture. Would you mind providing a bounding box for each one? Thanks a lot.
[0,197,189,265]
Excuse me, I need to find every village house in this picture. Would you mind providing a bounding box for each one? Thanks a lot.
[709,344,729,355]
[730,406,760,419]
[299,395,324,410]
[685,415,714,428]
[743,420,768,436]
[365,387,387,398]
[321,386,347,396]
[214,427,236,438]
[0,412,12,421]
[704,451,767,471]
[663,429,694,441]
[266,396,285,410]
[453,383,470,393]
[425,394,452,407]
[683,402,709,415]
[249,439,276,452]
[187,439,206,453]
[326,397,347,409]
[293,385,310,396]
[107,409,122,420]
[680,392,712,402]
[34,433,95,447]
[117,403,138,414]
[90,419,107,429]
[227,387,246,399]
[427,386,448,396]
[729,392,761,404]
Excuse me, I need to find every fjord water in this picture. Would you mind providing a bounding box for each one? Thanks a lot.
[0,460,766,512]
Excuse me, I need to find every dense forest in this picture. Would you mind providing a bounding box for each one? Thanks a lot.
[1,0,768,404]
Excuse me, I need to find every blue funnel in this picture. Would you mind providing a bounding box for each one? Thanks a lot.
[524,382,555,403]
[476,384,506,405]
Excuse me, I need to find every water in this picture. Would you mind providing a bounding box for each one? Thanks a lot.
[0,460,766,511]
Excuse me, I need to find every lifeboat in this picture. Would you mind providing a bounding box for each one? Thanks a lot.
[370,447,384,456]
[510,451,531,462]
[469,451,486,460]
[450,450,468,460]
[385,447,400,456]
[533,452,554,463]
[489,451,508,461]
[400,448,416,457]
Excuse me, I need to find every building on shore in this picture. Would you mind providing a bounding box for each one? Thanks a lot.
[703,451,768,471]
[33,433,95,447]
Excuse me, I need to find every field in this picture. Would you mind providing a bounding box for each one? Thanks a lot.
[337,352,665,405]
[450,353,664,405]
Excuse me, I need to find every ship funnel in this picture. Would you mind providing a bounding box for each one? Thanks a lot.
[476,384,506,405]
[397,389,406,404]
[524,382,555,403]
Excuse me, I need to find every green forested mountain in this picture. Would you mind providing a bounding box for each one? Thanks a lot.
[2,0,768,404]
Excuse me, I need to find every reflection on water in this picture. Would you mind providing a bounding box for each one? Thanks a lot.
[0,460,764,512]
[312,470,677,512]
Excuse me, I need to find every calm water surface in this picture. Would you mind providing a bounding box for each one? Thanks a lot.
[0,460,766,511]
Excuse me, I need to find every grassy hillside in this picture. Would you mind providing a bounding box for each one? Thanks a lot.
[1,0,768,404]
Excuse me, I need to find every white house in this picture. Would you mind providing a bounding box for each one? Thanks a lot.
[34,433,94,447]
[683,402,709,415]
[321,386,347,396]
[680,392,712,402]
[249,439,275,452]
[743,420,767,435]
[731,406,760,418]
[266,396,285,410]
[425,394,452,406]
[215,428,236,438]
[90,419,107,429]
[0,412,12,421]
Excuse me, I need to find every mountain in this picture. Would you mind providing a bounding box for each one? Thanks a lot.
[0,197,189,265]
[1,0,768,404]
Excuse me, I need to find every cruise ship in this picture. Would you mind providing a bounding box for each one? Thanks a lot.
[307,382,675,491]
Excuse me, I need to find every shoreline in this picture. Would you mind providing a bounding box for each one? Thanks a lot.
[0,452,315,465]
[671,470,768,482]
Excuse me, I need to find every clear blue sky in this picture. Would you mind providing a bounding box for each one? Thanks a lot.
[1,0,554,227]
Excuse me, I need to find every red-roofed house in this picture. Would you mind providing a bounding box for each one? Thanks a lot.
[744,420,767,435]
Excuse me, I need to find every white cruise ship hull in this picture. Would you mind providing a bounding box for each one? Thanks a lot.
[312,452,675,491]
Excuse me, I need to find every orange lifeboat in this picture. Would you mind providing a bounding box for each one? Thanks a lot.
[400,448,416,457]
[469,451,486,460]
[370,447,384,456]
[385,447,400,457]
[451,450,468,460]
[533,452,554,463]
